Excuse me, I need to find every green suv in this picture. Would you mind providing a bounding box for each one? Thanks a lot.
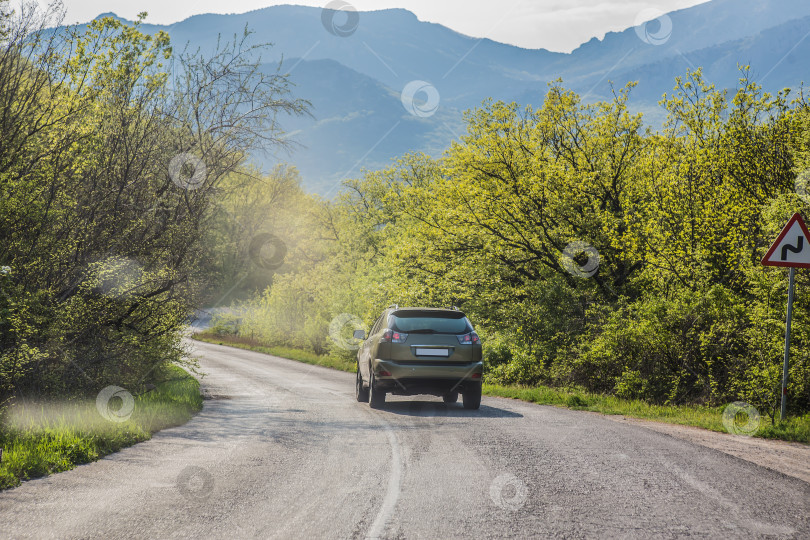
[354,306,483,410]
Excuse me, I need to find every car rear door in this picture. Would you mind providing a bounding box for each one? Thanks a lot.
[387,311,476,364]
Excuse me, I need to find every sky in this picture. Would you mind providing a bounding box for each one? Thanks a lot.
[50,0,711,52]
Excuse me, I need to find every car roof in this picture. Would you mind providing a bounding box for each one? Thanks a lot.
[392,306,456,311]
[390,307,465,316]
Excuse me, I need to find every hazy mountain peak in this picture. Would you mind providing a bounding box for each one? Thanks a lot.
[94,12,124,21]
[80,0,810,193]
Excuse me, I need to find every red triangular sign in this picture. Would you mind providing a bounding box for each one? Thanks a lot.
[762,213,810,268]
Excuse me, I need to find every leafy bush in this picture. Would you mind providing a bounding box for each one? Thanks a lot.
[483,334,545,386]
[614,369,646,401]
[559,287,750,405]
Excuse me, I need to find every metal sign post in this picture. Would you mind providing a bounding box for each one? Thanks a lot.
[761,213,810,421]
[781,267,795,421]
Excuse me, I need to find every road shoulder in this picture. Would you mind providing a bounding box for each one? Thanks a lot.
[602,414,810,484]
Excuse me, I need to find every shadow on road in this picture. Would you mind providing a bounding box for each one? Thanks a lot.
[380,400,523,419]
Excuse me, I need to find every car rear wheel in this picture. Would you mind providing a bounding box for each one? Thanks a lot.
[462,382,481,410]
[442,391,458,403]
[369,372,386,409]
[356,364,369,403]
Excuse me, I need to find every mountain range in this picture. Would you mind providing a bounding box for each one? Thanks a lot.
[95,0,810,194]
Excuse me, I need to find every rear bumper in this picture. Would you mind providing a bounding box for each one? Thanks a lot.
[372,358,483,396]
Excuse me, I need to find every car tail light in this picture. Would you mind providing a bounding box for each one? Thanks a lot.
[378,370,392,377]
[380,329,408,343]
[457,332,480,345]
[472,373,482,379]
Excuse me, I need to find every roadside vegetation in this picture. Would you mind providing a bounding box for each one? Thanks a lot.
[0,2,306,486]
[0,365,202,489]
[194,332,356,372]
[482,384,810,443]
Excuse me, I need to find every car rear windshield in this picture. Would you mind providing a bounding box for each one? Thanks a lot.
[390,311,472,334]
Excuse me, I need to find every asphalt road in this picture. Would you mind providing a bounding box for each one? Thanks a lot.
[1,340,809,539]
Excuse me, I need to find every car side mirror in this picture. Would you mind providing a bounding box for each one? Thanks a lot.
[353,329,366,340]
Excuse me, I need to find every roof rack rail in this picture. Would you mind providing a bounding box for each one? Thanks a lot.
[388,304,399,310]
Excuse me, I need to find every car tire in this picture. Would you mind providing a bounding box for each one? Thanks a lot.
[442,391,458,403]
[369,372,386,409]
[356,364,369,403]
[462,382,481,410]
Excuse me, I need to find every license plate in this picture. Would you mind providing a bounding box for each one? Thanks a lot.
[415,348,449,357]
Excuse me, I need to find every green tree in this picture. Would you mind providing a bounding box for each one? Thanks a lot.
[0,6,307,401]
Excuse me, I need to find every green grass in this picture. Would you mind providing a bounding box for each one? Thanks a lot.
[195,333,810,445]
[0,365,203,490]
[194,332,356,372]
[483,383,725,428]
[484,384,810,443]
[482,384,809,443]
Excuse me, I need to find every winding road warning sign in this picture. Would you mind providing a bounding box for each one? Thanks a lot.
[761,212,810,420]
[761,213,810,268]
